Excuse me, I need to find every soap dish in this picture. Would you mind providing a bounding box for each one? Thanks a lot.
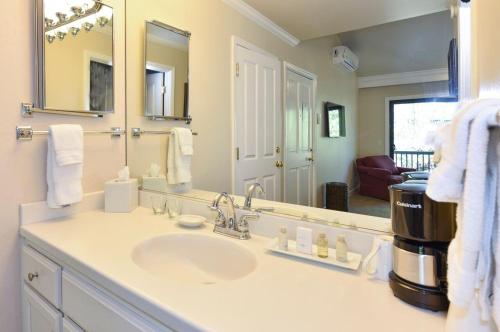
[267,238,362,271]
[176,215,206,228]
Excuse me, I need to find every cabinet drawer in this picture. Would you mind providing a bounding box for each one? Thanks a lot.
[22,283,62,332]
[22,246,62,308]
[62,271,172,332]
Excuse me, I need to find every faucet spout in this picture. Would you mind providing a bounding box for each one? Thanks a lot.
[244,183,265,209]
[212,192,237,229]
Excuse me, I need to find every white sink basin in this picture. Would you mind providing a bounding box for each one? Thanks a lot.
[131,233,257,284]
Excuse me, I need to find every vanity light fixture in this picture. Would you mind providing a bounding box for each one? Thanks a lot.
[82,22,94,32]
[56,31,67,41]
[44,0,112,43]
[55,12,68,24]
[45,33,56,43]
[69,27,80,36]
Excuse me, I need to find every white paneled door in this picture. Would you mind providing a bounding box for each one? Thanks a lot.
[234,44,282,201]
[284,68,314,206]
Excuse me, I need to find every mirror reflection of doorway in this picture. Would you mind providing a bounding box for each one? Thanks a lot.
[145,63,175,117]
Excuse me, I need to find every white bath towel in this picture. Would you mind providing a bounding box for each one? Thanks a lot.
[46,125,84,208]
[427,99,500,332]
[447,107,498,310]
[167,128,193,185]
[427,99,500,202]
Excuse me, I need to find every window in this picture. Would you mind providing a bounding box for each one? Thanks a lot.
[389,97,459,169]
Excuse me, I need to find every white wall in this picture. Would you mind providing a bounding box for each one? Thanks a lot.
[126,0,359,207]
[0,0,126,330]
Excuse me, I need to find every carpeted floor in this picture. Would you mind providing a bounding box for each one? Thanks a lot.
[349,193,391,218]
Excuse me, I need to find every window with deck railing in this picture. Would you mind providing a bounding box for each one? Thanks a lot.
[389,97,459,170]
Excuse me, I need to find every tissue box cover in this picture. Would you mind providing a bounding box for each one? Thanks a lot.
[142,176,168,192]
[105,178,138,213]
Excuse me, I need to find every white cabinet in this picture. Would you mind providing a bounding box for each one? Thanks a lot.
[62,318,83,332]
[22,244,173,332]
[22,283,62,332]
[62,270,171,332]
[22,246,62,308]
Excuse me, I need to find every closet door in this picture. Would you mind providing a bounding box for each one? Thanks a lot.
[22,283,62,332]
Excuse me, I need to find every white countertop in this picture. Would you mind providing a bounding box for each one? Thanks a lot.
[20,207,445,332]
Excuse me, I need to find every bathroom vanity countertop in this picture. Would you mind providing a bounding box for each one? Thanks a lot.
[20,207,446,332]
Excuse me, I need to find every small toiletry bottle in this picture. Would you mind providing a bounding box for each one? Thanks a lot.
[278,227,288,250]
[317,233,329,258]
[336,234,348,262]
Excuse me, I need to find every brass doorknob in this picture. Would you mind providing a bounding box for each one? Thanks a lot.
[28,272,38,282]
[275,161,284,168]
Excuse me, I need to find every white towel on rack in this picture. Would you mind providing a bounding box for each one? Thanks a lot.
[426,99,500,332]
[167,128,193,185]
[427,99,500,202]
[46,125,84,208]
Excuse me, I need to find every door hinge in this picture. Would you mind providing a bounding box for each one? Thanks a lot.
[236,147,240,160]
[236,63,240,77]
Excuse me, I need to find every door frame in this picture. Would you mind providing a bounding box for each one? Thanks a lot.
[230,36,281,195]
[283,61,318,207]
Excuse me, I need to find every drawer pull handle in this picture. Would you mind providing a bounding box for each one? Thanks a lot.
[28,272,38,282]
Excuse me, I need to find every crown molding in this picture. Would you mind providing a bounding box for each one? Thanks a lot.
[222,0,301,47]
[358,68,449,88]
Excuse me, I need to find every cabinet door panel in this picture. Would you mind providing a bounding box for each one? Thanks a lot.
[62,271,172,332]
[23,283,62,332]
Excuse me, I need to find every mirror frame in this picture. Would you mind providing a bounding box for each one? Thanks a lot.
[144,20,191,123]
[34,0,115,115]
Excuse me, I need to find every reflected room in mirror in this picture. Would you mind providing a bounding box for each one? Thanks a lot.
[39,0,114,113]
[144,21,189,120]
[127,1,461,231]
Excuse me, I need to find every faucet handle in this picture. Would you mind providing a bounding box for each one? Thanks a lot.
[207,205,226,226]
[238,213,259,232]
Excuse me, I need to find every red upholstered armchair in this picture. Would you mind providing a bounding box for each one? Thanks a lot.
[356,155,415,201]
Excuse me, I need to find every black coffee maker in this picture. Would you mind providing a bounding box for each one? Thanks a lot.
[389,181,456,311]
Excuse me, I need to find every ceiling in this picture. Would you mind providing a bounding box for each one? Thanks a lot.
[242,0,450,40]
[340,11,453,76]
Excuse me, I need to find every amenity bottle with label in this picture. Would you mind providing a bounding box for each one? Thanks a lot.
[317,233,329,258]
[336,235,348,262]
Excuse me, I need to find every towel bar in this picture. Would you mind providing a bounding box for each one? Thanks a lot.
[16,126,125,141]
[131,128,198,137]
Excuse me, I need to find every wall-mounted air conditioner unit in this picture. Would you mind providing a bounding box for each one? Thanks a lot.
[332,46,359,72]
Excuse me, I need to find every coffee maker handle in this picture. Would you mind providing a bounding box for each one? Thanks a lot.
[363,244,381,275]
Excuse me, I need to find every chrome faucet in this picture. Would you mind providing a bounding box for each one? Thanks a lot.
[208,192,259,240]
[244,183,274,212]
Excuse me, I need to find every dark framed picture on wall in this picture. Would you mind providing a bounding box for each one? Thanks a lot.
[325,102,346,138]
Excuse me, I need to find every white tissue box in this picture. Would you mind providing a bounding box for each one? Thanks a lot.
[142,176,168,192]
[104,178,138,213]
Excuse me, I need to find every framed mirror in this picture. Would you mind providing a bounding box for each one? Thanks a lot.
[144,21,190,122]
[35,0,114,114]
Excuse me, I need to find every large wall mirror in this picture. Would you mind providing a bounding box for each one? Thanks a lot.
[35,0,114,113]
[144,21,190,121]
[126,0,466,234]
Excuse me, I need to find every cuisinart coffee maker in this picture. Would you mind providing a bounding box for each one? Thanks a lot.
[389,181,456,311]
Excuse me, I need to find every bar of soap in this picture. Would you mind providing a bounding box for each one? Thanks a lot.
[296,227,313,255]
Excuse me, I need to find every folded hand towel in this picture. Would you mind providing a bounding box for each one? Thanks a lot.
[176,128,193,156]
[167,128,193,185]
[49,124,83,166]
[47,125,84,208]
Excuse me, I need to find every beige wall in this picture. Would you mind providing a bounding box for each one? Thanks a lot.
[126,0,359,206]
[473,0,500,97]
[0,0,125,330]
[146,41,188,117]
[45,29,112,110]
[357,81,449,157]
